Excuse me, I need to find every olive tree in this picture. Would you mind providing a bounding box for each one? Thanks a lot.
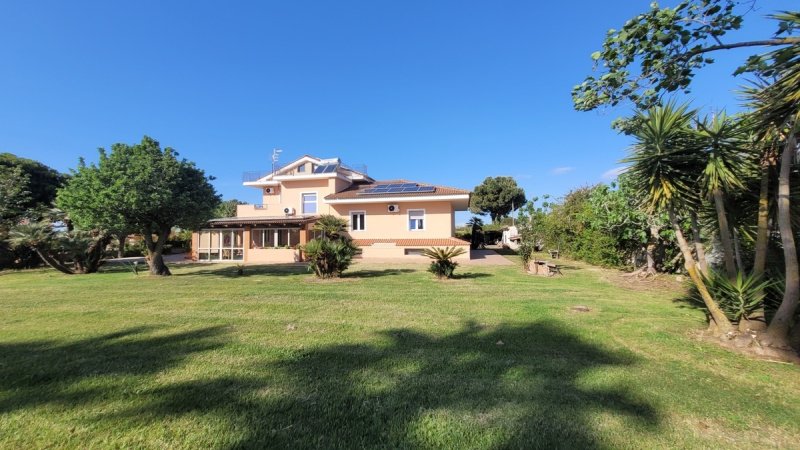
[57,136,220,275]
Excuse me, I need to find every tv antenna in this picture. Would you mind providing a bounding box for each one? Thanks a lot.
[271,148,283,174]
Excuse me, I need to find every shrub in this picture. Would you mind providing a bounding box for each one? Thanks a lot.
[689,270,774,322]
[518,240,535,269]
[422,246,467,279]
[301,238,358,278]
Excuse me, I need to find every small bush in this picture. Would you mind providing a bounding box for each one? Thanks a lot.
[423,246,467,279]
[301,238,358,278]
[689,270,774,322]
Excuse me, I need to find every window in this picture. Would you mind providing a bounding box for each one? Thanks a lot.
[297,163,306,173]
[302,193,317,214]
[350,211,365,231]
[404,248,425,256]
[198,229,244,261]
[408,209,425,230]
[251,228,300,248]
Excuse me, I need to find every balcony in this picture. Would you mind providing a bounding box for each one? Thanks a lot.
[242,161,367,183]
[236,204,269,217]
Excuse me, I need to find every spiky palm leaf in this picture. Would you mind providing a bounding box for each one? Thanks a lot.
[623,101,702,212]
[694,112,754,195]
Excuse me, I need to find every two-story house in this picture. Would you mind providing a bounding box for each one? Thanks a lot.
[191,155,471,263]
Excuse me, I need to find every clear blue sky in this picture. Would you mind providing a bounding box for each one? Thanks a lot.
[1,1,794,224]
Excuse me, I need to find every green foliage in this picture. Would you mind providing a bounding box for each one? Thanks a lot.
[0,153,65,211]
[0,165,32,224]
[572,1,800,112]
[689,271,774,322]
[623,101,702,212]
[312,214,349,240]
[517,240,535,269]
[422,246,466,279]
[469,177,526,223]
[301,237,358,278]
[56,136,220,275]
[519,179,677,271]
[214,199,246,218]
[0,155,65,269]
[8,210,111,274]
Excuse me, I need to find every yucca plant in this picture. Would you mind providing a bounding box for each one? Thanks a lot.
[312,215,349,240]
[300,237,358,278]
[422,246,467,279]
[689,270,774,323]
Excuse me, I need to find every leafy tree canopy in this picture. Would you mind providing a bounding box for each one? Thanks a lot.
[470,176,526,223]
[572,0,800,113]
[215,199,247,218]
[0,153,65,212]
[57,136,220,275]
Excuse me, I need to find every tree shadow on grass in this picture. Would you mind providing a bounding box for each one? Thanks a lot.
[0,326,227,414]
[341,268,416,278]
[451,271,493,279]
[108,321,661,448]
[174,263,310,278]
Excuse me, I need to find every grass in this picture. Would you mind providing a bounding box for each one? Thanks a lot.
[1,256,799,449]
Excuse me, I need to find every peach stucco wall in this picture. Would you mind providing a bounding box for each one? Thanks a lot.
[247,248,300,263]
[238,178,348,217]
[359,244,470,261]
[331,201,454,239]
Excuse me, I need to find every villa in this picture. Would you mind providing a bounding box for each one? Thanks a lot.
[191,155,472,263]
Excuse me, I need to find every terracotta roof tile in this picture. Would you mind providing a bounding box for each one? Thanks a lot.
[325,180,470,200]
[352,238,470,247]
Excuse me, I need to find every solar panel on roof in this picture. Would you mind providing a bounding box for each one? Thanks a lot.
[312,164,338,174]
[358,184,437,195]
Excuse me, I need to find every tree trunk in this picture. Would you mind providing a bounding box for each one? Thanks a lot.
[117,233,127,258]
[713,189,737,279]
[744,164,772,333]
[689,211,709,276]
[669,207,734,334]
[33,247,75,274]
[83,233,111,274]
[645,223,660,274]
[764,129,799,348]
[752,164,771,275]
[143,229,172,276]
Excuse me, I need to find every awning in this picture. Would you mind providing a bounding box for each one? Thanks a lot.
[205,215,318,227]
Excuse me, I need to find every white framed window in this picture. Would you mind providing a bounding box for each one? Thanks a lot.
[408,209,425,231]
[251,228,301,248]
[301,193,317,214]
[197,229,244,261]
[350,210,366,231]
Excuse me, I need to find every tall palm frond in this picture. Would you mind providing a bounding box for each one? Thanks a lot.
[695,112,754,195]
[623,101,701,212]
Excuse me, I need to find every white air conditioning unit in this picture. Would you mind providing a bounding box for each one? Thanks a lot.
[284,207,295,216]
[387,204,400,213]
[263,187,276,195]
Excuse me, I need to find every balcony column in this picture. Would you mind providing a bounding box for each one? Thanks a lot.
[298,227,309,261]
[243,225,251,262]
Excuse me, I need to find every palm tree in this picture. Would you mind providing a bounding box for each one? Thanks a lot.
[624,101,735,334]
[693,112,753,279]
[312,214,349,240]
[747,14,800,347]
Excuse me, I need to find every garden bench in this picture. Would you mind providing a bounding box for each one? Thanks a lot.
[546,263,563,277]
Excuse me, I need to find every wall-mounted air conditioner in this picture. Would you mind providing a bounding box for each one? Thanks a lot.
[284,207,295,216]
[387,204,400,213]
[264,187,276,195]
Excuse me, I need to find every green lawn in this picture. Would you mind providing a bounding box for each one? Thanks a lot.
[1,257,799,449]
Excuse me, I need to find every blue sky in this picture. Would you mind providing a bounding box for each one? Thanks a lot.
[1,1,795,224]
